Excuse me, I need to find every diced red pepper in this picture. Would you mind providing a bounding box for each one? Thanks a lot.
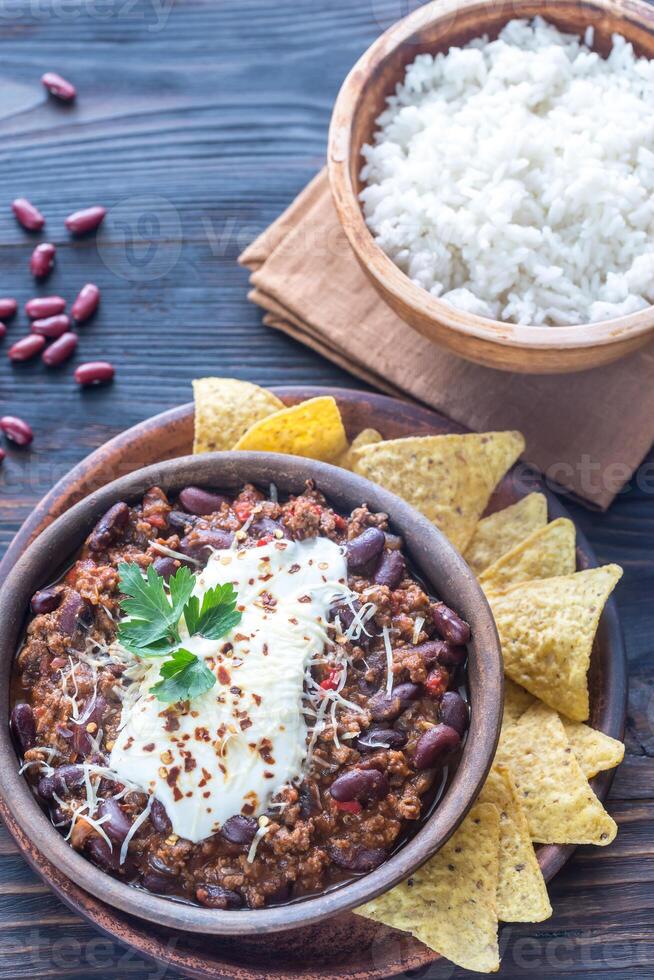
[320,669,341,691]
[333,514,347,531]
[425,667,449,699]
[256,535,273,547]
[234,501,252,523]
[148,515,167,529]
[333,799,362,814]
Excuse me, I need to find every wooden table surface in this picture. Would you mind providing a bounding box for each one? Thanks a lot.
[0,1,653,977]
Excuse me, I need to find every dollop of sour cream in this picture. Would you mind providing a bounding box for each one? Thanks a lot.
[110,537,348,843]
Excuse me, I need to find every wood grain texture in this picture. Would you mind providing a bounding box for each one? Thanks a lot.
[0,0,652,977]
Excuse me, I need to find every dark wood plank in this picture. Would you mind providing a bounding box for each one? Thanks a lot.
[0,0,653,977]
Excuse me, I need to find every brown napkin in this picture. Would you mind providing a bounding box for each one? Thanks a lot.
[240,169,654,509]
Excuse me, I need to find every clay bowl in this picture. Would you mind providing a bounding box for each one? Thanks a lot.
[328,0,654,374]
[0,451,502,936]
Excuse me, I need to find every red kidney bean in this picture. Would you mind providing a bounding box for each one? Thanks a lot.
[25,295,66,319]
[65,205,106,234]
[357,727,407,752]
[330,768,389,803]
[0,322,6,340]
[8,334,46,362]
[30,242,56,278]
[42,331,78,367]
[329,844,386,873]
[71,283,100,322]
[369,681,421,722]
[31,587,62,615]
[147,854,177,878]
[0,415,34,446]
[196,884,243,909]
[298,781,321,818]
[168,509,195,534]
[142,871,178,894]
[179,528,235,561]
[31,314,71,338]
[0,448,5,464]
[413,724,461,771]
[152,556,178,581]
[72,722,93,756]
[38,763,85,800]
[405,640,464,669]
[150,798,172,835]
[432,602,471,645]
[249,516,283,540]
[346,527,385,568]
[74,360,115,386]
[440,692,469,737]
[10,703,36,751]
[12,198,45,231]
[41,71,76,102]
[0,298,17,320]
[179,486,230,516]
[88,501,129,551]
[220,814,258,845]
[58,591,92,635]
[374,550,406,589]
[87,835,121,871]
[98,799,132,844]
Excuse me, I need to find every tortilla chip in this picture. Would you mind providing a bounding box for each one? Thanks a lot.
[503,678,536,729]
[487,564,623,721]
[233,396,348,461]
[479,766,552,922]
[352,431,525,552]
[479,518,577,592]
[338,428,383,470]
[496,708,618,845]
[520,701,624,780]
[356,804,500,974]
[193,378,283,454]
[465,493,548,576]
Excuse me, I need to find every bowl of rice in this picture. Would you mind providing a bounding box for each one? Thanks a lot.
[328,0,654,373]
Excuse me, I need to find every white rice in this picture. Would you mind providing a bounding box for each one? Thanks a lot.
[360,18,654,326]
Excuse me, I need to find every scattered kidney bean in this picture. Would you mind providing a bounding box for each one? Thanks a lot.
[31,314,71,338]
[65,205,106,234]
[413,724,461,771]
[220,814,258,845]
[8,334,46,361]
[0,298,17,320]
[152,556,178,581]
[357,727,408,752]
[12,198,45,231]
[71,283,100,322]
[179,528,235,561]
[10,703,36,751]
[150,798,172,835]
[373,550,406,589]
[88,501,129,551]
[432,602,471,645]
[25,295,66,319]
[346,527,385,568]
[98,799,132,844]
[0,415,34,446]
[179,486,230,516]
[330,768,389,803]
[42,331,78,367]
[329,844,386,873]
[439,692,469,737]
[58,591,92,635]
[31,587,62,615]
[369,681,421,722]
[196,884,243,909]
[41,71,76,102]
[74,360,115,386]
[30,242,56,278]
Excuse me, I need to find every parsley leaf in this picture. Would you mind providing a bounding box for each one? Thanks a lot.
[184,582,242,639]
[117,563,196,651]
[150,649,216,703]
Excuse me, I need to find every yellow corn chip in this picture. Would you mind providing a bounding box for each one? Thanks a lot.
[356,804,501,974]
[233,396,348,461]
[487,564,623,721]
[465,493,548,576]
[496,708,618,845]
[479,518,577,592]
[338,428,383,470]
[193,378,283,454]
[502,678,536,729]
[518,701,625,780]
[479,765,552,923]
[352,431,525,552]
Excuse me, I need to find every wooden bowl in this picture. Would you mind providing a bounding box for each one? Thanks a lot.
[328,0,654,374]
[0,451,502,936]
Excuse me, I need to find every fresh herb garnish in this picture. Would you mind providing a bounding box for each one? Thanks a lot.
[117,562,242,703]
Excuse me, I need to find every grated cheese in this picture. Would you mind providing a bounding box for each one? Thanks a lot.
[383,626,394,697]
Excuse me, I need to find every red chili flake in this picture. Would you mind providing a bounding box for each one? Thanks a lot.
[425,667,449,699]
[333,799,362,814]
[217,665,231,685]
[320,669,341,692]
[234,501,252,523]
[333,514,347,531]
[256,535,273,547]
[148,514,167,529]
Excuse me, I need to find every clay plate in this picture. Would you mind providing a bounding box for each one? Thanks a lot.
[0,387,627,980]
